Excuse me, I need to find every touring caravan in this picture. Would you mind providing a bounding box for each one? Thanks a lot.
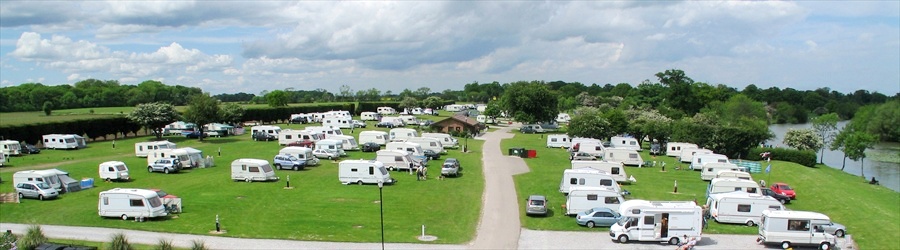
[375,150,419,171]
[377,106,397,115]
[610,136,641,151]
[42,134,86,149]
[230,159,279,182]
[700,163,743,181]
[134,141,176,157]
[679,148,713,163]
[574,141,606,157]
[306,126,344,139]
[338,160,395,185]
[690,153,730,170]
[716,170,753,181]
[571,160,627,183]
[421,133,458,148]
[331,135,360,151]
[476,115,496,124]
[360,111,381,121]
[556,113,571,123]
[559,168,621,195]
[99,161,130,181]
[315,139,347,156]
[278,129,321,145]
[758,210,837,250]
[609,200,703,245]
[445,104,465,112]
[398,115,419,126]
[707,178,761,196]
[323,115,353,129]
[13,170,63,192]
[163,121,195,135]
[386,142,426,163]
[666,142,699,157]
[147,147,213,169]
[604,148,644,167]
[406,137,445,154]
[278,147,319,166]
[250,125,282,138]
[98,188,168,221]
[203,123,234,137]
[546,134,571,148]
[564,186,624,215]
[359,131,389,145]
[389,128,418,140]
[707,192,784,226]
[0,140,21,156]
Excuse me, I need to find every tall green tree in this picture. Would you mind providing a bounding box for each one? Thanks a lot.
[500,81,558,123]
[656,69,702,115]
[182,94,221,141]
[127,102,180,139]
[219,103,245,126]
[265,90,290,107]
[831,127,877,173]
[567,107,612,139]
[422,96,444,109]
[812,113,840,163]
[783,128,824,152]
[399,97,419,112]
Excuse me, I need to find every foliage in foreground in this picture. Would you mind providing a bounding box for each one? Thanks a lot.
[18,225,47,250]
[107,233,133,250]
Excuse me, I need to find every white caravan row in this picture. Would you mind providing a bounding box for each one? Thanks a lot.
[706,191,784,226]
[42,134,87,149]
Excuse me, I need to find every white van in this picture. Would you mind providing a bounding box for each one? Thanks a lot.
[14,170,63,192]
[278,129,322,145]
[609,200,703,245]
[708,178,761,196]
[230,159,279,182]
[315,139,346,156]
[716,170,753,181]
[604,148,644,167]
[691,153,730,170]
[323,115,353,129]
[278,147,319,166]
[707,191,784,226]
[134,141,176,157]
[571,160,627,183]
[564,186,624,215]
[700,162,743,181]
[406,137,445,154]
[680,148,713,163]
[361,111,381,121]
[758,210,837,250]
[147,147,213,169]
[421,133,458,148]
[610,136,641,151]
[559,168,621,195]
[338,160,395,185]
[99,161,130,181]
[375,150,419,171]
[98,188,168,221]
[250,125,282,137]
[386,142,426,163]
[377,107,397,115]
[389,128,418,140]
[359,131,389,146]
[331,135,360,151]
[42,134,86,149]
[666,142,698,157]
[0,140,21,156]
[546,134,571,148]
[306,126,344,140]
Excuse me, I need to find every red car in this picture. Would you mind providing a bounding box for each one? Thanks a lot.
[770,183,796,199]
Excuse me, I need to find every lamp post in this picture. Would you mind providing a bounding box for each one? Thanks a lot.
[377,180,385,250]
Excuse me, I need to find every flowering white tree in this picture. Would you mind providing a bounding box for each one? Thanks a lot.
[783,128,823,151]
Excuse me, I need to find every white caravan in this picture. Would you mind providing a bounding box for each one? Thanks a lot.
[399,115,419,126]
[386,142,426,163]
[707,191,784,226]
[99,161,130,181]
[306,126,344,139]
[361,111,381,121]
[323,115,353,129]
[559,168,621,194]
[700,163,743,181]
[0,153,4,166]
[315,139,347,156]
[609,200,703,245]
[556,113,571,123]
[604,148,644,167]
[380,116,405,127]
[564,186,624,215]
[406,137,445,154]
[445,104,465,112]
[338,160,395,185]
[575,141,606,157]
[389,128,418,140]
[134,141,176,157]
[666,142,698,157]
[332,135,360,151]
[758,210,838,250]
[13,170,63,192]
[325,110,351,118]
[278,147,319,166]
[679,148,713,163]
[359,131,390,146]
[571,160,627,183]
[230,159,279,182]
[250,125,282,137]
[421,133,458,148]
[278,129,322,145]
[610,136,641,151]
[546,134,571,148]
[163,121,195,135]
[0,140,21,156]
[147,147,213,169]
[476,115,496,124]
[375,150,420,171]
[716,170,753,181]
[377,106,397,115]
[690,153,730,170]
[708,178,761,196]
[42,134,86,149]
[98,188,168,220]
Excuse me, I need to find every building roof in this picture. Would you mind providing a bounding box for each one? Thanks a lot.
[431,114,486,130]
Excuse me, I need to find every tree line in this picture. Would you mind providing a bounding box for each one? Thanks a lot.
[0,79,202,112]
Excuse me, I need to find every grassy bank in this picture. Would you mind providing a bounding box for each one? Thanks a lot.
[505,132,899,249]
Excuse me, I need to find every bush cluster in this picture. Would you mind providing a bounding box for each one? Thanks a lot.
[748,147,817,167]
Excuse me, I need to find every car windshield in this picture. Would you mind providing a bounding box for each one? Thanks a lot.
[779,185,793,190]
[35,183,53,190]
[530,199,544,206]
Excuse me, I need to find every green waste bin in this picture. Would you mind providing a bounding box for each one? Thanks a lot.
[509,147,525,156]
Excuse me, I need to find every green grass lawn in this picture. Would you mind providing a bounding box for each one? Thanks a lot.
[0,122,484,244]
[505,132,899,249]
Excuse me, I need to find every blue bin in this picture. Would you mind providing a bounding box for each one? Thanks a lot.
[80,178,94,189]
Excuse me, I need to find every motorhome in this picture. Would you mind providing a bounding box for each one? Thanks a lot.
[556,113,571,123]
[359,131,390,146]
[306,126,345,139]
[604,148,644,167]
[375,150,420,171]
[609,200,703,245]
[700,163,743,181]
[278,146,319,166]
[571,160,627,183]
[163,121,195,135]
[99,161,130,181]
[399,115,419,126]
[716,170,753,181]
[377,107,397,115]
[278,129,322,146]
[0,140,21,156]
[476,115,496,124]
[707,192,784,226]
[42,134,86,149]
[134,141,176,157]
[98,188,168,221]
[386,141,426,163]
[315,139,347,156]
[421,133,458,148]
[323,115,353,129]
[444,104,465,112]
[758,210,837,250]
[331,135,360,151]
[361,111,381,121]
[679,148,713,163]
[707,178,761,196]
[574,142,606,157]
[230,159,279,182]
[559,168,621,195]
[146,147,213,169]
[250,125,282,138]
[406,137,445,154]
[14,170,63,192]
[691,153,730,170]
[338,160,395,185]
[564,186,624,215]
[666,142,698,158]
[546,134,571,148]
[610,136,641,151]
[389,128,419,140]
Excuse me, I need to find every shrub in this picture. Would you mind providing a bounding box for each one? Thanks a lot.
[18,225,47,250]
[0,230,17,250]
[155,239,174,250]
[748,147,817,167]
[190,240,207,250]
[107,233,133,250]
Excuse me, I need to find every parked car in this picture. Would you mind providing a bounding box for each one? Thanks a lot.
[184,131,208,139]
[252,132,276,141]
[423,149,441,160]
[351,120,367,128]
[286,140,315,148]
[375,121,396,128]
[313,149,339,159]
[570,151,597,161]
[361,142,381,152]
[444,158,461,171]
[525,195,548,216]
[770,182,796,199]
[760,187,791,204]
[273,154,306,171]
[441,161,459,177]
[21,143,40,154]
[418,120,434,126]
[15,181,58,201]
[820,221,847,237]
[649,143,662,155]
[520,126,536,134]
[576,207,622,228]
[148,158,182,174]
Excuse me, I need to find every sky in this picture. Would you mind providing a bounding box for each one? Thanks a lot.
[1,1,898,96]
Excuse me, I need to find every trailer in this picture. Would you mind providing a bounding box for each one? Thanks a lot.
[42,134,86,149]
[231,159,279,182]
[546,134,571,148]
[134,141,176,157]
[559,168,621,195]
[610,136,641,151]
[359,131,389,146]
[564,186,624,215]
[146,147,213,169]
[604,148,644,167]
[0,140,22,156]
[571,160,627,183]
[609,200,703,245]
[707,191,784,226]
[700,162,743,181]
[690,153,730,170]
[278,129,322,145]
[99,161,130,181]
[679,148,713,163]
[338,160,395,185]
[666,142,699,158]
[98,188,168,221]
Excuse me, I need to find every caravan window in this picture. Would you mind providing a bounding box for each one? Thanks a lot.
[595,146,603,150]
[587,194,598,200]
[148,197,162,208]
[747,187,757,193]
[379,167,388,175]
[605,197,620,204]
[551,138,558,142]
[611,167,620,175]
[600,179,613,186]
[130,199,145,207]
[644,216,655,225]
[351,168,358,172]
[65,138,75,143]
[629,153,638,159]
[261,164,273,172]
[108,167,115,171]
[285,135,293,140]
[103,197,109,205]
[570,178,577,185]
[768,205,782,210]
[249,167,260,173]
[579,178,586,185]
[139,146,144,151]
[369,167,374,175]
[788,220,810,231]
[394,156,403,161]
[737,204,751,212]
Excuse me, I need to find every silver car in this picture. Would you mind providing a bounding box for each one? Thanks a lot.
[15,181,58,201]
[525,195,548,216]
[820,221,847,237]
[441,162,459,177]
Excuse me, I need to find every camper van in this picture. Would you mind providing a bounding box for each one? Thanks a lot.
[146,147,212,169]
[331,135,360,151]
[134,141,176,157]
[708,178,761,196]
[377,107,397,115]
[98,188,168,221]
[338,160,395,185]
[323,116,353,129]
[679,148,713,163]
[604,148,644,167]
[571,160,627,183]
[421,133,458,148]
[691,153,730,170]
[306,126,344,139]
[278,146,319,166]
[375,150,420,171]
[559,168,621,195]
[564,186,624,215]
[610,136,641,151]
[99,161,130,181]
[609,200,703,245]
[231,159,279,182]
[278,129,322,145]
[716,170,753,181]
[315,139,346,156]
[556,113,571,123]
[707,192,784,226]
[42,134,86,149]
[758,210,838,250]
[359,131,389,146]
[666,142,699,157]
[386,142,426,163]
[700,163,743,181]
[14,170,63,192]
[546,134,571,148]
[406,137,445,154]
[0,140,21,156]
[389,128,418,140]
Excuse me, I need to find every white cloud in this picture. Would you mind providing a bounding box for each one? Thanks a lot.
[67,74,80,81]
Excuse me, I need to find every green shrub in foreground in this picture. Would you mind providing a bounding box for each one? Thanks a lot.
[748,147,817,167]
[190,240,207,250]
[107,233,133,250]
[18,225,47,250]
[154,239,174,250]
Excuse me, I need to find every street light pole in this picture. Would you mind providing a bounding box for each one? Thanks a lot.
[378,180,384,250]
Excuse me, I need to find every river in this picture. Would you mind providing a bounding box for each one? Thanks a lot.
[767,121,900,192]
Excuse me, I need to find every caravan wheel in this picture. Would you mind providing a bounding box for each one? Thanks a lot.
[121,214,128,220]
[746,221,756,227]
[18,193,24,199]
[357,180,363,185]
[245,178,252,183]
